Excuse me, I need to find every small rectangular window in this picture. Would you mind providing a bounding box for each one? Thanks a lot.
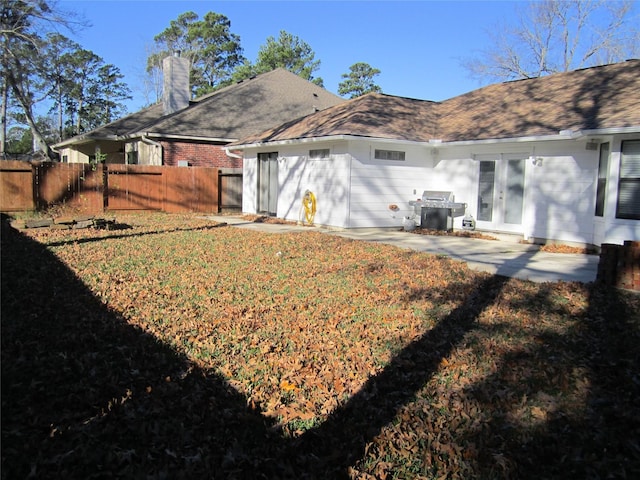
[126,151,138,165]
[374,149,405,161]
[309,148,330,159]
[594,142,609,217]
[616,140,640,220]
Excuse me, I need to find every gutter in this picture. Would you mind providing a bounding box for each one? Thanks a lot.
[224,147,243,159]
[230,135,411,150]
[141,135,162,148]
[230,125,640,151]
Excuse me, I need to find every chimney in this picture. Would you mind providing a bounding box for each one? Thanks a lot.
[162,53,190,115]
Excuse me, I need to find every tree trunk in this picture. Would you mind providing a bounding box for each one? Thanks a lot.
[57,83,63,142]
[0,76,6,159]
[6,70,55,160]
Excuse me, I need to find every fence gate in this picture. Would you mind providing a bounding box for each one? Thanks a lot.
[219,172,242,211]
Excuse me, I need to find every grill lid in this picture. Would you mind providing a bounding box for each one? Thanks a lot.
[408,190,466,217]
[421,190,454,203]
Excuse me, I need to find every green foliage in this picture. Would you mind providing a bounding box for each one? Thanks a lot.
[233,30,323,87]
[338,62,382,98]
[58,45,131,136]
[147,11,244,97]
[5,126,32,154]
[1,1,130,155]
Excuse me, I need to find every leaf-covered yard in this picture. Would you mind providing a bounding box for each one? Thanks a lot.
[2,213,639,479]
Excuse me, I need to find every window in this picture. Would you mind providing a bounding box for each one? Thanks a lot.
[309,148,330,159]
[616,140,640,220]
[374,149,405,161]
[126,151,138,165]
[594,142,610,217]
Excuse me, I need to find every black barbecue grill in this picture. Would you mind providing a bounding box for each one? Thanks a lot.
[408,190,466,231]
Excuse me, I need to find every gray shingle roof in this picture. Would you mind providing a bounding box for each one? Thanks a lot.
[234,60,640,146]
[55,68,343,146]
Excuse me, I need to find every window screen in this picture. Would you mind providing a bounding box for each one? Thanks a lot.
[309,149,330,159]
[616,140,640,220]
[374,149,405,161]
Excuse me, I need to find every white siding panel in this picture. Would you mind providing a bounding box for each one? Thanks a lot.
[269,144,350,227]
[348,141,433,227]
[242,154,258,213]
[525,147,598,243]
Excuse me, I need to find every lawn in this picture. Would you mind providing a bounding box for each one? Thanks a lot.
[2,213,639,479]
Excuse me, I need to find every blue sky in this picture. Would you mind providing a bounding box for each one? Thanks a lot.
[58,1,536,112]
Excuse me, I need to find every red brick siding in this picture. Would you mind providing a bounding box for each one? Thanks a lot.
[161,141,242,168]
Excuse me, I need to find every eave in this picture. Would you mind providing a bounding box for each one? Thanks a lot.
[232,126,640,151]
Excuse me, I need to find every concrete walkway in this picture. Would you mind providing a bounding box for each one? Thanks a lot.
[204,215,599,284]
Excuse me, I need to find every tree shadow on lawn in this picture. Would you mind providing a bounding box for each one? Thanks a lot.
[2,215,638,478]
[459,284,640,479]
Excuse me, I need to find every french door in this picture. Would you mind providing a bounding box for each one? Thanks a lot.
[258,152,278,216]
[476,156,526,233]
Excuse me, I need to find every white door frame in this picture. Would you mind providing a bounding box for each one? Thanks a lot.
[475,154,527,234]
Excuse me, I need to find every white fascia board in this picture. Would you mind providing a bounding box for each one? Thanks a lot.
[433,127,640,147]
[231,126,640,151]
[232,135,431,150]
[435,133,580,147]
[577,126,640,136]
[53,135,119,149]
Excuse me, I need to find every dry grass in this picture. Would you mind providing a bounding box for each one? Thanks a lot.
[2,213,638,479]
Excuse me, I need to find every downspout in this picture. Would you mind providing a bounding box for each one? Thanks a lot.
[224,147,243,159]
[141,135,163,165]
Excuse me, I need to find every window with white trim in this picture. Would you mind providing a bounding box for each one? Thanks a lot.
[616,140,640,220]
[309,148,330,159]
[374,149,405,161]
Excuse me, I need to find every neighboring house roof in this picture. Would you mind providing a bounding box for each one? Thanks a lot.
[233,59,640,146]
[54,68,344,148]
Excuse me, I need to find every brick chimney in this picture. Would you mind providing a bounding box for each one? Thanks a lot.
[162,53,190,115]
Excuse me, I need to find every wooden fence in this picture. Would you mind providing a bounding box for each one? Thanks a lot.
[597,241,640,291]
[0,161,233,214]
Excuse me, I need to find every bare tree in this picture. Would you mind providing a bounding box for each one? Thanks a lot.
[463,0,640,81]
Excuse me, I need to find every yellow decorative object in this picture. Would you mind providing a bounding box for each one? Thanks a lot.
[302,190,316,225]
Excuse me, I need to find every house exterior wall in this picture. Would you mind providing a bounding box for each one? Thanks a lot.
[138,141,162,166]
[160,141,241,168]
[594,134,640,245]
[242,134,639,246]
[57,147,89,164]
[346,140,434,228]
[242,142,351,226]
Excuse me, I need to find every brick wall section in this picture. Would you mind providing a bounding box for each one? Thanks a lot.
[161,140,242,169]
[597,241,640,291]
